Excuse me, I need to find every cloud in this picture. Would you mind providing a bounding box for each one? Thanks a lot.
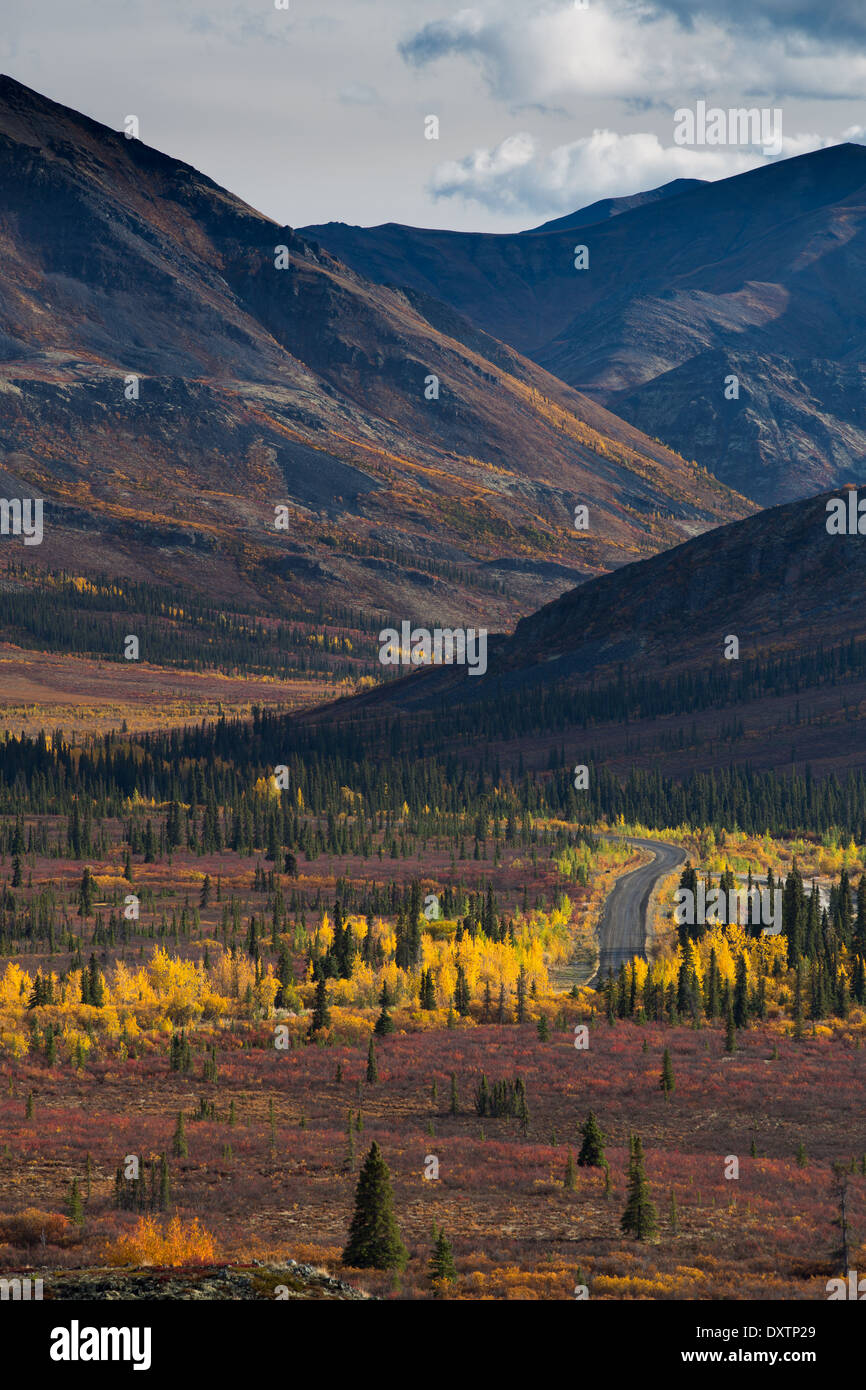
[398,1,866,106]
[429,127,836,215]
[338,81,381,105]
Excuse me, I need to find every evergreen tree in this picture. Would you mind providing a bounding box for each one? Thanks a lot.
[366,1035,378,1084]
[577,1111,606,1167]
[67,1177,84,1225]
[620,1133,658,1241]
[172,1111,188,1158]
[374,1003,395,1036]
[78,867,94,918]
[159,1154,171,1212]
[428,1228,457,1287]
[660,1047,675,1096]
[308,977,331,1036]
[341,1142,407,1270]
[724,992,736,1052]
[515,965,528,1023]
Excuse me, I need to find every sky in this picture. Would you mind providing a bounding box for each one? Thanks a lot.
[2,0,865,233]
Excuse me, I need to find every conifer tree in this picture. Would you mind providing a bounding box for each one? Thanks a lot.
[660,1046,675,1096]
[341,1142,407,1270]
[308,976,331,1036]
[366,1035,378,1084]
[67,1177,84,1226]
[374,1003,394,1036]
[428,1228,457,1287]
[620,1133,657,1241]
[577,1110,606,1167]
[172,1111,188,1158]
[515,965,528,1023]
[159,1154,171,1212]
[724,993,736,1053]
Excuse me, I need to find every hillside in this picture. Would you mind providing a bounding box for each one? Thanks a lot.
[305,484,866,779]
[303,147,866,506]
[0,75,750,651]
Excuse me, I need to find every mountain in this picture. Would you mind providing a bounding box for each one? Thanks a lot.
[302,147,866,506]
[0,75,750,645]
[307,484,866,778]
[520,179,706,235]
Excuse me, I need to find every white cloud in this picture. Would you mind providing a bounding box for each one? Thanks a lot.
[430,127,838,215]
[400,1,866,106]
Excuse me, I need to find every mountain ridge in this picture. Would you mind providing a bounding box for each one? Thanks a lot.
[0,75,751,632]
[302,145,866,506]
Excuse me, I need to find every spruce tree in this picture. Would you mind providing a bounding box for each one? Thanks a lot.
[724,993,736,1053]
[341,1142,407,1270]
[660,1046,675,1096]
[620,1133,657,1241]
[68,1177,84,1225]
[366,1035,378,1083]
[374,1004,394,1036]
[172,1111,188,1158]
[577,1110,606,1167]
[308,977,331,1036]
[428,1228,457,1287]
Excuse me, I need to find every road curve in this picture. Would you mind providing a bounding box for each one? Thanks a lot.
[589,836,686,986]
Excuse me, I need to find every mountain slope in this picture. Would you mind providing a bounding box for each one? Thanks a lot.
[307,484,866,778]
[0,75,750,637]
[303,147,866,506]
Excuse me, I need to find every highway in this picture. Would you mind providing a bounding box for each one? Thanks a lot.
[589,836,686,985]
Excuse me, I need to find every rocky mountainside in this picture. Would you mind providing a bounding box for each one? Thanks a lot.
[0,76,750,633]
[303,146,866,507]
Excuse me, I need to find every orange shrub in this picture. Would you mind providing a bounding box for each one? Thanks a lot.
[104,1215,217,1267]
[0,1208,78,1248]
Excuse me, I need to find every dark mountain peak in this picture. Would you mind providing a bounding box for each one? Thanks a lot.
[521,178,707,235]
